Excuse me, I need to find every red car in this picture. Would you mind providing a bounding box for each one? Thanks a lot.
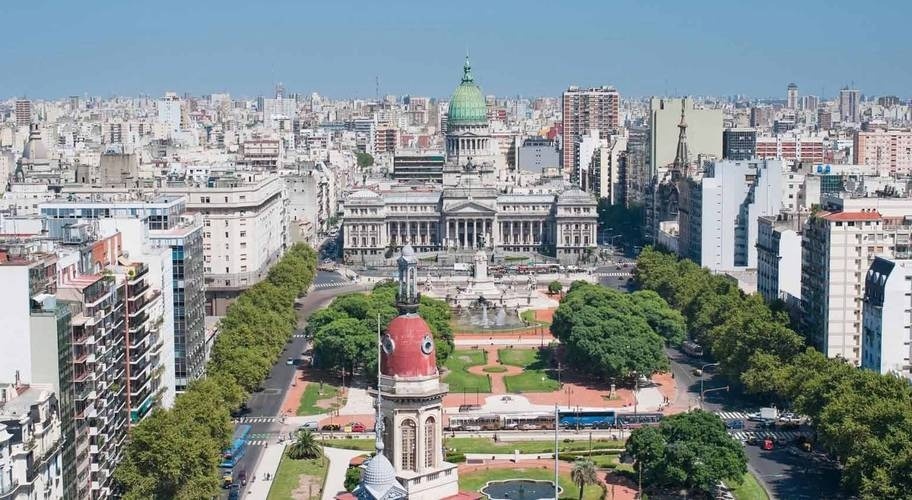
[349,422,366,433]
[761,437,774,451]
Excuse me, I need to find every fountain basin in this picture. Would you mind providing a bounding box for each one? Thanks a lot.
[480,479,562,500]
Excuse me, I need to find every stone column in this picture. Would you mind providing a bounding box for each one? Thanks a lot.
[460,219,466,249]
[473,219,478,248]
[445,219,450,247]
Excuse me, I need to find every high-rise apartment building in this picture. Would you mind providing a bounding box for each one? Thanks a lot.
[15,99,32,127]
[801,197,912,366]
[755,135,824,164]
[157,93,181,133]
[678,159,785,271]
[853,129,912,175]
[561,86,620,174]
[839,87,861,123]
[161,175,288,315]
[722,128,757,160]
[757,213,803,307]
[787,83,799,110]
[861,256,912,380]
[41,196,207,392]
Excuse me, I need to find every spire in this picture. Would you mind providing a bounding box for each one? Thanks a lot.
[672,99,690,178]
[462,55,474,84]
[396,245,419,313]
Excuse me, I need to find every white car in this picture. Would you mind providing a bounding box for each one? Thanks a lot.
[778,413,802,424]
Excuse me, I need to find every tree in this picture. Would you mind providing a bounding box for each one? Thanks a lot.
[570,459,598,500]
[344,466,362,492]
[626,410,747,495]
[287,430,322,460]
[313,318,375,375]
[552,282,669,379]
[548,280,563,295]
[356,151,374,168]
[629,290,686,346]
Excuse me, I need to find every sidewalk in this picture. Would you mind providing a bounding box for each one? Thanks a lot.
[321,447,369,500]
[241,442,286,500]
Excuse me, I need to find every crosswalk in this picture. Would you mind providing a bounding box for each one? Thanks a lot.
[233,416,278,424]
[313,281,355,289]
[730,430,811,442]
[292,333,306,339]
[595,272,633,278]
[246,439,271,447]
[716,411,751,420]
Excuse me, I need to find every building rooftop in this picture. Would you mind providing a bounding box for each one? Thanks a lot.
[820,210,882,222]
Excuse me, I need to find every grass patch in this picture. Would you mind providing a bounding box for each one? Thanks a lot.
[445,437,624,455]
[520,309,551,326]
[443,349,492,393]
[730,472,769,500]
[319,438,375,451]
[459,467,603,500]
[296,382,340,416]
[482,366,508,373]
[499,348,560,392]
[266,453,327,500]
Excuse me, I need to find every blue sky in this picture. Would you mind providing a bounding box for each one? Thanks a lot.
[2,0,909,100]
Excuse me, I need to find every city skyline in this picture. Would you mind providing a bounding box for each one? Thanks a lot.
[3,0,911,99]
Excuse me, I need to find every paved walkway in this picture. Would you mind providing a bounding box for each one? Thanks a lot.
[321,447,369,500]
[339,385,374,415]
[241,442,286,499]
[464,346,522,393]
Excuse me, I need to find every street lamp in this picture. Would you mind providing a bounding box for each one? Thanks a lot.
[699,362,720,409]
[700,386,729,409]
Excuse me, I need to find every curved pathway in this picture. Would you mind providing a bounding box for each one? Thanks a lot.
[464,346,523,393]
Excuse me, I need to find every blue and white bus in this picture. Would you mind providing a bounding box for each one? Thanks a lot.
[220,424,252,469]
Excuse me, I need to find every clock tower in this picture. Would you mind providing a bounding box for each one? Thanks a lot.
[376,244,460,499]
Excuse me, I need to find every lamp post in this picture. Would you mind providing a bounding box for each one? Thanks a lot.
[700,386,729,409]
[699,362,720,410]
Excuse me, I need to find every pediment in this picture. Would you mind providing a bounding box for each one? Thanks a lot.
[445,200,497,214]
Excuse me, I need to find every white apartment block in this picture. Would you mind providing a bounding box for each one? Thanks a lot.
[861,256,912,380]
[161,175,288,315]
[757,214,802,307]
[157,94,181,133]
[679,159,785,272]
[0,383,64,500]
[800,195,912,366]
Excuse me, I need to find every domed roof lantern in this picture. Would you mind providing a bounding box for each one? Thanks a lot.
[461,55,474,84]
[396,245,419,313]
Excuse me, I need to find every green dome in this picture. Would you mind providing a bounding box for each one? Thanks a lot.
[447,57,488,126]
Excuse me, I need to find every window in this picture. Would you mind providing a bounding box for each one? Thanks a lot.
[424,417,436,468]
[204,219,210,227]
[400,420,417,471]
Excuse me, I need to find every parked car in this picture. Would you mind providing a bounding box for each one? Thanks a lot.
[321,424,341,432]
[227,484,241,500]
[299,421,318,431]
[724,419,744,430]
[349,422,366,433]
[778,412,802,424]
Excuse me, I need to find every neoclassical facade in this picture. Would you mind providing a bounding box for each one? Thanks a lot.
[342,60,598,265]
[342,180,597,264]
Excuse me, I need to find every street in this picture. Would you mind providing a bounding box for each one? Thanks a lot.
[226,271,368,499]
[665,348,845,499]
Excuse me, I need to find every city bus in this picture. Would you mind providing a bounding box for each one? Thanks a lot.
[558,410,617,430]
[220,424,252,469]
[617,412,664,429]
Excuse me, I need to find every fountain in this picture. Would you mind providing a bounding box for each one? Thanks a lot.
[480,479,561,500]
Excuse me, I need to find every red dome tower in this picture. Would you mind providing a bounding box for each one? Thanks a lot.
[375,244,459,499]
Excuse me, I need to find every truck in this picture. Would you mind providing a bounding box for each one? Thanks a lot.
[749,407,779,423]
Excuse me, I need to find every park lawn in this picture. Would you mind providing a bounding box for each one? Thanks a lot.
[296,382,340,416]
[443,349,492,393]
[445,437,624,455]
[266,453,327,500]
[458,467,603,500]
[520,309,551,326]
[319,438,375,451]
[731,472,770,500]
[499,348,559,392]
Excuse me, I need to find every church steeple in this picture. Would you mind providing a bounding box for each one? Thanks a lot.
[672,99,690,179]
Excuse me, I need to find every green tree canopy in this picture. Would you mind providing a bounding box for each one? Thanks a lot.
[548,280,563,294]
[626,410,747,495]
